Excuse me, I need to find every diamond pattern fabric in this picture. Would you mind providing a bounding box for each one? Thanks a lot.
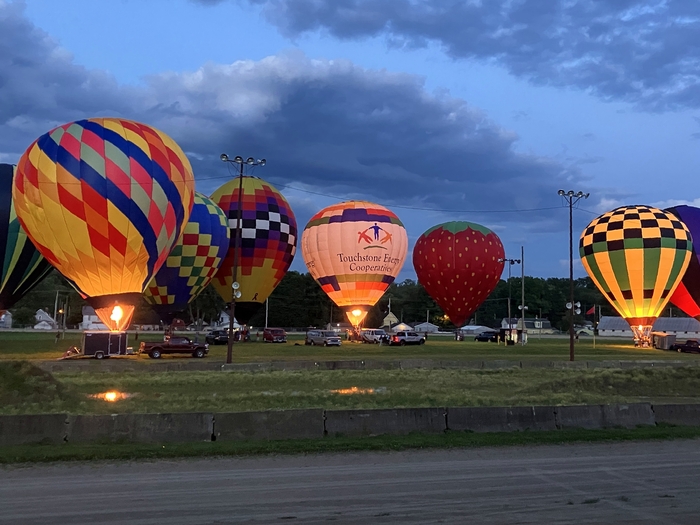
[12,118,195,301]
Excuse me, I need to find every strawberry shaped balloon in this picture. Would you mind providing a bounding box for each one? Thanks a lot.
[413,221,505,327]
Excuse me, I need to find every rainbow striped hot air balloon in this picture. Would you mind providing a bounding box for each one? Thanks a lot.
[0,164,53,312]
[210,176,297,324]
[13,118,195,331]
[144,192,229,323]
[579,205,692,346]
[301,201,408,327]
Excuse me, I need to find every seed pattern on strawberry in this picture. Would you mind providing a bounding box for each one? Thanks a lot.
[412,221,505,327]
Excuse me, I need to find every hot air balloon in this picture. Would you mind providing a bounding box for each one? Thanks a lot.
[144,192,229,323]
[413,221,505,327]
[0,164,53,312]
[665,205,700,319]
[210,176,297,324]
[579,205,692,346]
[13,118,195,331]
[301,201,408,327]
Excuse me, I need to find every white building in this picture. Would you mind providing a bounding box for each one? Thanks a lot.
[79,306,108,330]
[598,316,700,338]
[501,317,555,334]
[217,311,241,329]
[0,311,12,329]
[33,309,57,330]
[413,322,440,333]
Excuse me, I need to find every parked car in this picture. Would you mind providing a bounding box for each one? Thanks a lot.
[389,331,426,346]
[474,330,499,342]
[670,339,700,353]
[360,328,388,344]
[205,329,229,345]
[138,336,209,359]
[576,327,595,337]
[305,330,342,346]
[263,327,287,343]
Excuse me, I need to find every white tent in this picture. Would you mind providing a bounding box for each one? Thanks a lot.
[413,322,440,333]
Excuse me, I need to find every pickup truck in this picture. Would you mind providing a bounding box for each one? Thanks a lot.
[670,339,700,354]
[139,336,209,359]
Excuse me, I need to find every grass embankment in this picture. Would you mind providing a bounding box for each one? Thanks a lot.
[3,361,700,414]
[0,331,697,362]
[3,425,700,464]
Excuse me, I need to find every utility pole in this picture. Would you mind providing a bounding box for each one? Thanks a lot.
[498,257,521,343]
[558,190,590,361]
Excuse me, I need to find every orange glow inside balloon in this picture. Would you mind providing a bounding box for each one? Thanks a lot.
[346,308,368,327]
[95,304,134,332]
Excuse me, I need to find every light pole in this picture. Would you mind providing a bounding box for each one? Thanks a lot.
[558,189,589,361]
[498,257,521,343]
[220,154,266,364]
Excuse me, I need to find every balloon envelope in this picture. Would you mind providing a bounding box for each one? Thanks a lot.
[144,192,229,323]
[13,118,195,330]
[579,205,692,344]
[665,205,700,318]
[413,221,505,327]
[210,176,297,324]
[0,164,53,311]
[301,201,408,326]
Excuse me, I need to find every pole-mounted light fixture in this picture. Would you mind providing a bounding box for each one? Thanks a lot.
[220,153,266,364]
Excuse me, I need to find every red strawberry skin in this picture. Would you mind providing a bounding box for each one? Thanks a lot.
[413,221,505,327]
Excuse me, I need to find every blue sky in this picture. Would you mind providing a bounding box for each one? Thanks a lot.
[4,0,700,281]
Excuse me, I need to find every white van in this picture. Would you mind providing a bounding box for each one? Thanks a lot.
[360,328,388,344]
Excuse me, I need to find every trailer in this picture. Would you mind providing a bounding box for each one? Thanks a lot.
[81,331,128,359]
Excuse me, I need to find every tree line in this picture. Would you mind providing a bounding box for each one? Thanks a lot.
[11,269,682,331]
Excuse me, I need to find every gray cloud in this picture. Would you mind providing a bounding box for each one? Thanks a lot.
[197,0,700,110]
[1,2,577,228]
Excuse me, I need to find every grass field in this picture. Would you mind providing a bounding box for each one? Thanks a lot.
[0,330,697,362]
[4,360,700,415]
[3,425,700,464]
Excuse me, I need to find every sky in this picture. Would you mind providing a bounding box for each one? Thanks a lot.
[3,0,700,282]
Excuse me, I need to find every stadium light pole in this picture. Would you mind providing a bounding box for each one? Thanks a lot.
[498,257,521,343]
[558,189,590,361]
[220,154,266,364]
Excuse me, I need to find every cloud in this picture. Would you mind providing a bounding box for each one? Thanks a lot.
[1,2,577,229]
[201,0,700,110]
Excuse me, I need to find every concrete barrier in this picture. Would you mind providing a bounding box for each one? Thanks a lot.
[214,409,324,441]
[0,414,67,445]
[325,408,445,437]
[399,359,438,370]
[520,361,554,369]
[552,361,587,369]
[556,403,655,430]
[653,404,700,426]
[270,360,316,371]
[447,406,557,433]
[67,413,213,443]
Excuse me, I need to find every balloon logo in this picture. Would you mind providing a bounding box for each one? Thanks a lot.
[301,201,408,327]
[210,176,297,324]
[665,205,700,319]
[413,221,505,327]
[144,192,229,323]
[13,118,195,331]
[0,164,53,312]
[580,205,692,346]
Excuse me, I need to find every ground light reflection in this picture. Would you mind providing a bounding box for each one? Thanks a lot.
[330,387,386,395]
[89,391,132,402]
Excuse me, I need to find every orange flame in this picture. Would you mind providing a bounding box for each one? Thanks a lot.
[90,391,131,402]
[331,386,375,395]
[95,304,134,332]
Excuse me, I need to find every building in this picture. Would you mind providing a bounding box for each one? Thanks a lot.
[500,318,555,334]
[79,306,108,330]
[598,316,700,338]
[0,311,11,329]
[381,312,399,328]
[33,309,57,330]
[389,322,413,332]
[459,325,493,335]
[413,322,440,333]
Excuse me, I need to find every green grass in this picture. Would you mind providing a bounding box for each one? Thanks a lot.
[2,425,700,464]
[4,363,700,414]
[0,331,697,362]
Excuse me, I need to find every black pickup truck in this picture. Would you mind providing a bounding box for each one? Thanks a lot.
[138,336,209,359]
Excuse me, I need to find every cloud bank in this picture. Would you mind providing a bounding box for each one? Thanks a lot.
[195,0,700,110]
